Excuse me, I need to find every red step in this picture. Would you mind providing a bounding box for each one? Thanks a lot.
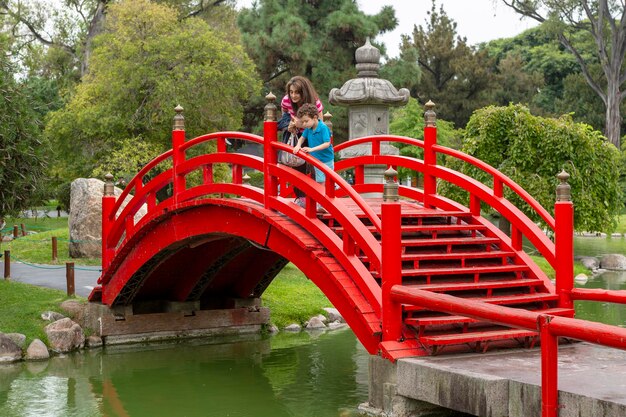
[404,277,543,293]
[419,328,538,347]
[334,224,487,235]
[402,292,559,312]
[405,307,574,328]
[401,236,500,249]
[395,264,529,278]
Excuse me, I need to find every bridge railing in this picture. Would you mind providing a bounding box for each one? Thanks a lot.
[333,102,577,307]
[100,97,385,315]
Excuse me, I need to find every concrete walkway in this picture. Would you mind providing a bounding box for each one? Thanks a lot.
[0,260,100,297]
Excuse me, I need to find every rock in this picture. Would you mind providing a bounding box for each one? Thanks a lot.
[44,318,85,353]
[611,233,623,238]
[41,311,65,322]
[283,324,301,332]
[25,340,49,361]
[580,257,599,271]
[599,254,626,270]
[315,314,327,323]
[85,335,103,348]
[267,325,279,334]
[5,333,26,348]
[574,273,589,284]
[60,300,85,320]
[328,321,348,330]
[69,178,147,258]
[305,316,327,329]
[323,307,344,323]
[0,334,22,363]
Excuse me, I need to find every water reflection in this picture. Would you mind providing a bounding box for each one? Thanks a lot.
[0,330,367,417]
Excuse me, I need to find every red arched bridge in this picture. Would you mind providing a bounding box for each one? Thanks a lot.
[90,98,626,417]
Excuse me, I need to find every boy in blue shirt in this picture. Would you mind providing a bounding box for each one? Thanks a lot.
[293,103,334,184]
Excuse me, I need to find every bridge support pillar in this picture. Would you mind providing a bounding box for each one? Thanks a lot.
[79,301,269,345]
[360,355,460,417]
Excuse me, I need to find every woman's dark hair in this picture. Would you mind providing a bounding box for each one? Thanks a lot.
[285,76,319,111]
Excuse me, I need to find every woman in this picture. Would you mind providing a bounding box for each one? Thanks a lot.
[278,76,324,206]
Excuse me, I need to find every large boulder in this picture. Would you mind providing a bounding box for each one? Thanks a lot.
[0,334,22,363]
[69,178,147,258]
[599,254,626,270]
[25,339,49,361]
[44,318,85,353]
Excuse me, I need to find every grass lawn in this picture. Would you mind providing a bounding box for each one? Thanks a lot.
[262,263,331,329]
[0,279,79,344]
[1,217,100,266]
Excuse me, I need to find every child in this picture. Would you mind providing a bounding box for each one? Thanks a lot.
[293,103,334,212]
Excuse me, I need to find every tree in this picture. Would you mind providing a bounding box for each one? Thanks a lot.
[502,0,626,148]
[0,32,48,222]
[396,1,495,128]
[237,0,398,137]
[45,0,261,181]
[0,0,237,77]
[446,104,622,232]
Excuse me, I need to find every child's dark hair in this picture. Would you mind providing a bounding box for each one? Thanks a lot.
[285,76,319,111]
[296,103,319,119]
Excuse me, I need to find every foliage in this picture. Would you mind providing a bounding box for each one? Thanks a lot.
[262,263,331,329]
[393,1,495,128]
[237,0,398,139]
[0,280,77,345]
[45,0,261,182]
[0,35,49,221]
[501,0,626,148]
[445,104,622,232]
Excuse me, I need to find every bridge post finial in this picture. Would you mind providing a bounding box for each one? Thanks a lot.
[424,100,436,127]
[556,170,571,202]
[383,166,399,202]
[264,92,277,122]
[104,173,115,197]
[173,105,185,131]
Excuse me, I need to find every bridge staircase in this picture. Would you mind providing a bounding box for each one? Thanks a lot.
[322,198,574,359]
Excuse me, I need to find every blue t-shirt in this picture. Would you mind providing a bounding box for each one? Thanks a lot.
[302,120,334,163]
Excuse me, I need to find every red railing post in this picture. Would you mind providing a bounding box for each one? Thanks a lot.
[172,105,186,202]
[554,170,573,309]
[101,173,116,270]
[539,315,559,417]
[263,92,279,209]
[423,100,437,208]
[381,167,403,342]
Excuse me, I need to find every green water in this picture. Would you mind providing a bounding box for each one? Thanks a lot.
[2,236,626,417]
[0,330,368,417]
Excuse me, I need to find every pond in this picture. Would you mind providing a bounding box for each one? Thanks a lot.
[1,236,625,417]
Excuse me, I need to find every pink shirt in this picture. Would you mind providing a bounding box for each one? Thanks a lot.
[281,95,323,117]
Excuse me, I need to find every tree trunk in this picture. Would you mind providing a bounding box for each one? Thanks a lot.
[81,1,109,76]
[605,72,623,149]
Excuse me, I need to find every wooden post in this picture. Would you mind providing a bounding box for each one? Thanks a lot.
[52,236,58,262]
[66,262,75,296]
[102,174,116,270]
[4,250,9,279]
[13,225,18,238]
[172,105,186,203]
[20,223,26,237]
[554,170,574,309]
[539,315,559,417]
[423,100,437,208]
[263,92,278,209]
[382,167,403,342]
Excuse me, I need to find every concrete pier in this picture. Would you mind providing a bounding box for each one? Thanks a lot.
[363,343,626,417]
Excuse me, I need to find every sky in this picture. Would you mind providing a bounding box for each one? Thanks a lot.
[236,0,539,59]
[357,0,538,58]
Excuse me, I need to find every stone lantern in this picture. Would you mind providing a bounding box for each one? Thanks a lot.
[329,38,410,187]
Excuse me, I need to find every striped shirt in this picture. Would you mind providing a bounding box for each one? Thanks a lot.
[281,95,323,117]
